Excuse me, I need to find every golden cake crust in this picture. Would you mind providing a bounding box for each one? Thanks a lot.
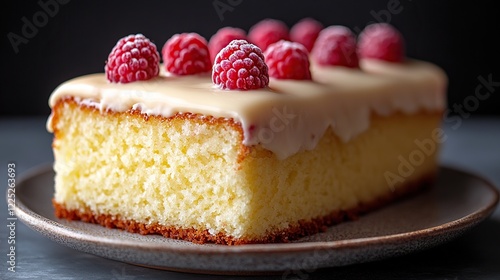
[53,174,433,245]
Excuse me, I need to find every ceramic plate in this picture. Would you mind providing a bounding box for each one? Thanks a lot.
[12,164,499,275]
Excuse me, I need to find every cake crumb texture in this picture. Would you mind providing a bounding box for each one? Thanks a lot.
[51,98,441,243]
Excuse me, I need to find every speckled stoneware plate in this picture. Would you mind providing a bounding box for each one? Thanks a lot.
[12,164,499,275]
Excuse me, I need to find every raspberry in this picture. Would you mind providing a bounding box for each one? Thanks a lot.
[105,34,160,83]
[248,19,289,51]
[290,18,323,52]
[208,27,247,63]
[358,23,405,62]
[311,26,359,68]
[264,40,311,80]
[212,40,269,90]
[162,33,211,75]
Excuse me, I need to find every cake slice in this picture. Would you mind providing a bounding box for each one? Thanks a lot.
[47,25,447,245]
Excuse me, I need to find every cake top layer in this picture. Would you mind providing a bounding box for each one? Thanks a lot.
[47,58,446,159]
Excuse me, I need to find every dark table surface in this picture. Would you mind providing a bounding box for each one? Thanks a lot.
[1,116,499,280]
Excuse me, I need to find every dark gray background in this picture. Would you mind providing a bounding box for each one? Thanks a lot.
[2,1,500,278]
[2,0,500,116]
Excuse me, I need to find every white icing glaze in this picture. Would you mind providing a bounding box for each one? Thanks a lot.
[47,59,447,159]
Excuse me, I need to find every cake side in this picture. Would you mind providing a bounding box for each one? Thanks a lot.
[48,24,448,245]
[51,98,441,244]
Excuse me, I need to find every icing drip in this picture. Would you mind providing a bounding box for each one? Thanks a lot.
[47,59,446,159]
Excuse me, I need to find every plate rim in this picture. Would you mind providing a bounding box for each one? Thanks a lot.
[11,163,500,256]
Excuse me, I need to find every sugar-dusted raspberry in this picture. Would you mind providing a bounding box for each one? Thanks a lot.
[248,19,289,51]
[212,40,269,90]
[290,18,323,52]
[264,40,311,80]
[105,34,160,83]
[358,23,405,62]
[162,33,211,75]
[311,25,359,68]
[208,27,247,63]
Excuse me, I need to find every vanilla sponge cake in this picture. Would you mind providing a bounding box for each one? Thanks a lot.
[47,59,446,245]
